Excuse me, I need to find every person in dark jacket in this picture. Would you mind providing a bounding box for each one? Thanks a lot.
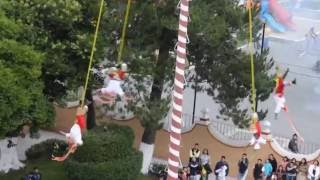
[214,156,229,180]
[276,165,286,180]
[189,157,201,180]
[237,153,249,180]
[253,159,263,180]
[286,161,297,180]
[288,134,299,153]
[268,154,278,174]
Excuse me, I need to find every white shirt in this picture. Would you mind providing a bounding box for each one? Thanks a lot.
[216,165,228,177]
[66,124,83,145]
[101,79,124,96]
[308,164,320,179]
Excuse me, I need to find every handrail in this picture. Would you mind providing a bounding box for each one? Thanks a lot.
[270,138,320,161]
[97,101,320,156]
[163,112,320,154]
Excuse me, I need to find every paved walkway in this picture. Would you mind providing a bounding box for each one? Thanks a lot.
[0,130,64,173]
[16,130,64,161]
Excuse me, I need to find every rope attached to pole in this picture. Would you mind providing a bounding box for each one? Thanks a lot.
[80,0,104,107]
[247,0,257,113]
[167,0,190,179]
[117,0,132,64]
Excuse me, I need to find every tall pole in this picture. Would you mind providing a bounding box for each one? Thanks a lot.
[260,23,266,54]
[167,0,190,179]
[256,23,266,112]
[192,76,197,124]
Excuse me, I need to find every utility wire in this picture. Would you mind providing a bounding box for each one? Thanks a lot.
[289,71,320,79]
[277,61,316,71]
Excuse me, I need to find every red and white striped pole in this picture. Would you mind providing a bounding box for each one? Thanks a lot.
[167,0,190,179]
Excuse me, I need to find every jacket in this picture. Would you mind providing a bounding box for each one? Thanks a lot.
[253,164,263,179]
[238,158,249,174]
[262,162,273,176]
[214,161,229,176]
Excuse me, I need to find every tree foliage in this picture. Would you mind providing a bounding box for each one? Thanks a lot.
[103,0,274,128]
[5,0,108,98]
[1,0,275,135]
[0,7,54,136]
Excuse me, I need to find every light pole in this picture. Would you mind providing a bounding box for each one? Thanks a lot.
[260,23,266,54]
[192,75,197,124]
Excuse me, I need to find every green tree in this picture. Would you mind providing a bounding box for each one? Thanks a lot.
[0,7,54,136]
[3,0,275,171]
[101,0,275,171]
[4,0,113,129]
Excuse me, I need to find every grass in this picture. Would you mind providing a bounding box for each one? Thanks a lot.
[0,158,156,180]
[0,158,68,180]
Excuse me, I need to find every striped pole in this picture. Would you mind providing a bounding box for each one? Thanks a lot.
[167,0,190,179]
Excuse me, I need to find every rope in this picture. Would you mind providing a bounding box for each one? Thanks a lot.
[285,108,305,142]
[80,0,104,107]
[117,0,132,64]
[247,0,257,113]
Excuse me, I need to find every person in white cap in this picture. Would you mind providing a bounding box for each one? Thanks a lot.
[52,106,87,161]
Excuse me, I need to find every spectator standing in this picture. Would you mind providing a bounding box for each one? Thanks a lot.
[262,159,273,180]
[200,148,212,180]
[288,134,299,153]
[297,158,308,180]
[308,160,320,180]
[253,159,263,180]
[276,165,286,180]
[178,167,189,180]
[237,153,249,180]
[214,156,229,180]
[286,161,297,180]
[190,143,201,162]
[268,154,278,174]
[189,157,201,180]
[280,156,289,169]
[291,158,297,166]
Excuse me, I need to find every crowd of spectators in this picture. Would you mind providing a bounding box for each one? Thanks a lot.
[177,143,320,180]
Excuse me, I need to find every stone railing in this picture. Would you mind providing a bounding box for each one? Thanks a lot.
[98,104,320,159]
[273,135,320,155]
[270,139,320,161]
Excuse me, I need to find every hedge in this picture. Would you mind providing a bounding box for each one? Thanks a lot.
[64,124,142,180]
[25,139,67,160]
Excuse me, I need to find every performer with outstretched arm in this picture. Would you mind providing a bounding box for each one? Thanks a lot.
[274,68,296,119]
[52,106,87,161]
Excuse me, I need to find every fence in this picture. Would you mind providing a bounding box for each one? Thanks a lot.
[273,136,320,155]
[163,113,320,154]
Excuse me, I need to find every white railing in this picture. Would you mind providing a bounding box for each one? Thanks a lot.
[162,112,320,154]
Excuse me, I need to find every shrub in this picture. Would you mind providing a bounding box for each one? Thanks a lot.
[64,124,142,180]
[25,139,67,160]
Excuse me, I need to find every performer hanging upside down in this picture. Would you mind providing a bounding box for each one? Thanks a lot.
[52,106,87,162]
[274,68,296,119]
[249,112,266,150]
[95,63,132,105]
